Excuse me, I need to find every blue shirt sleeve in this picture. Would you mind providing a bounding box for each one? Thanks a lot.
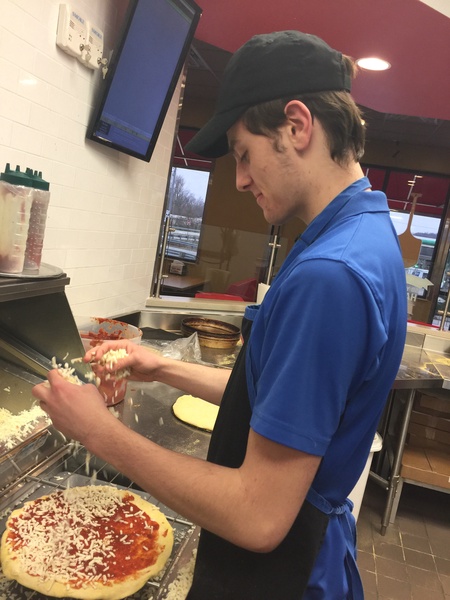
[247,258,387,456]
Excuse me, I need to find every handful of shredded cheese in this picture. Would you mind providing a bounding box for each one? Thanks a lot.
[100,349,131,380]
[52,349,130,387]
[51,357,85,385]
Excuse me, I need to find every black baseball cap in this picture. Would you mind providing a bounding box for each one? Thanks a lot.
[186,30,352,158]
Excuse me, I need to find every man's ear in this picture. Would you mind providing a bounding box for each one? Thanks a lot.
[284,100,313,151]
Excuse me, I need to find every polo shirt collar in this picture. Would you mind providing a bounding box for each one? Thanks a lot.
[297,177,387,250]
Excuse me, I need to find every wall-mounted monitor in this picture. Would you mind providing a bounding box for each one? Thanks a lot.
[86,0,202,162]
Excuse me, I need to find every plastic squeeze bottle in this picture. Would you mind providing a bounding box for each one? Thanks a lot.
[23,170,51,272]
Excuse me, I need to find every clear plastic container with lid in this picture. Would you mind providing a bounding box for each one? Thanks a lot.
[23,169,50,272]
[0,164,34,274]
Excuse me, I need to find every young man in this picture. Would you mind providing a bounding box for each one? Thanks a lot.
[33,31,407,598]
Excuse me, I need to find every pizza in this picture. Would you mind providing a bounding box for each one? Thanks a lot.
[0,485,173,599]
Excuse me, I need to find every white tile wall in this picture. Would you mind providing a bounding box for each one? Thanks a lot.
[0,0,181,318]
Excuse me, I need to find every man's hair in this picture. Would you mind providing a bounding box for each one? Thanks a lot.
[241,55,365,165]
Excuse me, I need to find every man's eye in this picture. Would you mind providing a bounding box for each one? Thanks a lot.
[232,149,248,164]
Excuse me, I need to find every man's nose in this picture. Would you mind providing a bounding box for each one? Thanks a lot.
[235,164,251,192]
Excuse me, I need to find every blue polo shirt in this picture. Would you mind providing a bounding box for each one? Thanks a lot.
[245,177,407,504]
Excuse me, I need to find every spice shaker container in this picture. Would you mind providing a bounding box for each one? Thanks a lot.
[0,164,34,274]
[23,170,50,272]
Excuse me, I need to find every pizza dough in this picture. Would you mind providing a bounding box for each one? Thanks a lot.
[172,394,219,432]
[0,485,173,599]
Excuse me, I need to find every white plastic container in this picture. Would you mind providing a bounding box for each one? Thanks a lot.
[0,165,33,274]
[348,432,383,521]
[75,317,143,352]
[257,282,270,303]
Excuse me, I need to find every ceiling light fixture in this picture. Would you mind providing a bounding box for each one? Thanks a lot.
[356,57,391,71]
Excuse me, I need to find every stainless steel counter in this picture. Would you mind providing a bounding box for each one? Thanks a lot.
[392,323,450,390]
[112,380,211,460]
[394,344,444,389]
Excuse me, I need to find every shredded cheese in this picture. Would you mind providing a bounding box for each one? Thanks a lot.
[0,405,49,450]
[99,349,131,380]
[52,349,130,391]
[51,357,85,385]
[164,548,197,599]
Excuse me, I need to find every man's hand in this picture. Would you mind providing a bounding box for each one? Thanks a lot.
[84,340,165,383]
[32,370,116,445]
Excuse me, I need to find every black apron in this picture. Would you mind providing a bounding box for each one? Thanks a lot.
[186,317,330,600]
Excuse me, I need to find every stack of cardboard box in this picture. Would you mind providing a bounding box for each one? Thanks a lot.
[401,390,450,490]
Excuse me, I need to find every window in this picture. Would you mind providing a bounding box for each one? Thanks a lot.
[363,165,450,275]
[165,166,210,261]
[164,128,214,263]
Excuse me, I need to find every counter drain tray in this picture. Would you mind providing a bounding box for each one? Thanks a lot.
[0,468,195,600]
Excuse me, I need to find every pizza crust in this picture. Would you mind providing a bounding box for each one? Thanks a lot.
[172,395,219,432]
[0,485,173,600]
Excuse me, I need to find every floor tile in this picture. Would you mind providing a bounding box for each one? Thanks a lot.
[373,540,405,562]
[440,574,450,596]
[397,513,429,538]
[375,555,409,581]
[360,569,377,595]
[427,519,450,544]
[407,565,444,592]
[357,476,449,599]
[404,547,437,571]
[377,574,412,600]
[411,584,446,599]
[357,549,376,573]
[436,557,450,578]
[430,539,450,561]
[401,531,432,553]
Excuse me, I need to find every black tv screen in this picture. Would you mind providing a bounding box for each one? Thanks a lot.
[87,0,202,162]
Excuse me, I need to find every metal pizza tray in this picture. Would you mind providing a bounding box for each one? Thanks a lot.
[0,471,195,600]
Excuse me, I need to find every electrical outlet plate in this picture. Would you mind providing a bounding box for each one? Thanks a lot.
[56,4,87,58]
[79,21,104,69]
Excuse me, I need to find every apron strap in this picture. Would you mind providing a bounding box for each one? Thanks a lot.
[306,487,352,515]
[306,488,365,600]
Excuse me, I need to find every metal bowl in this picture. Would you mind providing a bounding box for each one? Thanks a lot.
[181,317,241,348]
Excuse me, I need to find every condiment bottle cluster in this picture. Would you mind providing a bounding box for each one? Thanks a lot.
[0,163,51,274]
